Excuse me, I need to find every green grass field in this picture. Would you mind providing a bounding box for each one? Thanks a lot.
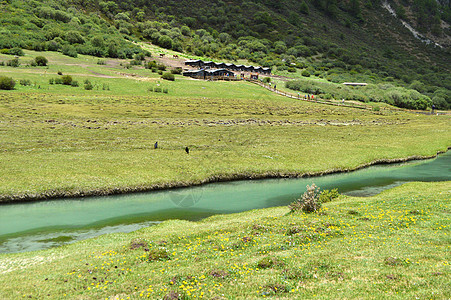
[0,182,449,299]
[0,50,450,201]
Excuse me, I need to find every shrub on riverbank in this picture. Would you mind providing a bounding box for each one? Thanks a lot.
[289,184,322,213]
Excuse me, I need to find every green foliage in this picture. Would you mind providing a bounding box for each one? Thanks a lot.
[161,72,175,81]
[319,188,339,203]
[62,45,78,58]
[158,35,173,49]
[1,47,24,56]
[65,31,85,45]
[301,70,311,77]
[170,68,182,74]
[84,79,93,90]
[285,80,324,95]
[61,75,73,85]
[263,77,271,83]
[19,79,32,86]
[6,58,20,67]
[0,76,15,90]
[34,56,48,66]
[300,1,310,14]
[289,184,322,213]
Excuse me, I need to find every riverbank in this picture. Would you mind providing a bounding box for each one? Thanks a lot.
[1,148,449,204]
[1,181,449,299]
[1,90,450,203]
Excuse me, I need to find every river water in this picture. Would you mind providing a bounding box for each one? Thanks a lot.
[1,151,450,253]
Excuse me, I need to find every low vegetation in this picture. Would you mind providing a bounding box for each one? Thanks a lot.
[285,79,435,110]
[0,182,449,299]
[0,76,15,90]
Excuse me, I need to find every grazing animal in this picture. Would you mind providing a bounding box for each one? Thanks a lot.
[173,54,179,58]
[185,147,189,154]
[159,53,165,57]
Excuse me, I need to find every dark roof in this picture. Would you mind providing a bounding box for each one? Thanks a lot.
[206,69,235,75]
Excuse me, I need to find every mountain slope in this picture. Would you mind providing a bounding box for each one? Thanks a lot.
[0,0,450,108]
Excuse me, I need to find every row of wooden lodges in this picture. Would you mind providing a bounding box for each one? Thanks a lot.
[182,68,237,80]
[184,60,271,74]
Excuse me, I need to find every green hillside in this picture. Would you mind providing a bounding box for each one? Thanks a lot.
[0,0,450,110]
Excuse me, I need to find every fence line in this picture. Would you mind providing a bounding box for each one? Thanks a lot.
[246,79,372,110]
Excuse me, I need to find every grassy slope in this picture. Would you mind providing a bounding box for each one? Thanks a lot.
[1,50,450,201]
[0,181,449,299]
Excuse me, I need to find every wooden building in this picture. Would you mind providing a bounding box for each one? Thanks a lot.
[184,60,203,68]
[183,69,235,80]
[183,60,271,75]
[203,61,215,69]
[262,67,271,75]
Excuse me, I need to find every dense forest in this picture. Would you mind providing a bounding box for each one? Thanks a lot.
[0,0,450,109]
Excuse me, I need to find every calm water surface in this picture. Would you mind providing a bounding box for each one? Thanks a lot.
[1,151,450,253]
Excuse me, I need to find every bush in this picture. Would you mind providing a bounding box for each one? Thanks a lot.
[289,184,321,213]
[158,35,173,49]
[129,59,142,66]
[301,70,311,77]
[0,76,16,90]
[62,45,77,58]
[161,72,174,81]
[285,80,324,95]
[61,75,73,85]
[263,77,271,83]
[19,79,32,86]
[170,67,182,74]
[35,56,48,66]
[7,47,24,56]
[49,78,54,84]
[71,80,79,87]
[84,79,93,90]
[319,188,339,203]
[6,58,20,67]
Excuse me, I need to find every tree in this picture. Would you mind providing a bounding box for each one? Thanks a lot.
[274,41,287,54]
[300,1,310,14]
[350,0,362,19]
[158,35,173,49]
[65,31,85,44]
[35,56,48,66]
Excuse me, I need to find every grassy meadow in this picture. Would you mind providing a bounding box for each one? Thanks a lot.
[0,182,449,299]
[0,50,450,201]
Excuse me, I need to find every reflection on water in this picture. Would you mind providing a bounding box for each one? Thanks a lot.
[0,151,450,253]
